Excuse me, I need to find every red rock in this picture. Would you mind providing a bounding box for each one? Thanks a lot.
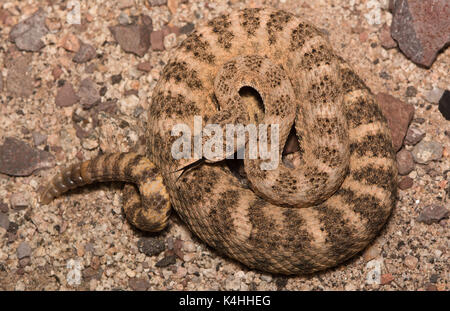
[391,0,450,67]
[52,66,63,80]
[0,137,55,177]
[404,126,425,145]
[396,149,415,175]
[55,82,79,107]
[379,24,397,49]
[109,24,152,57]
[376,93,415,152]
[9,8,48,52]
[381,273,394,285]
[398,176,413,190]
[128,278,150,291]
[137,62,152,72]
[150,30,165,51]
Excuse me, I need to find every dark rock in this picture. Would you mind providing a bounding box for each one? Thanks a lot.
[379,71,391,80]
[398,176,413,190]
[6,54,33,98]
[82,267,103,281]
[391,0,450,67]
[147,0,167,6]
[180,22,195,35]
[32,132,47,146]
[411,140,443,164]
[155,254,176,267]
[8,222,18,234]
[17,242,32,259]
[396,149,415,175]
[128,278,150,290]
[95,99,118,114]
[0,213,9,230]
[417,205,449,224]
[404,127,425,145]
[376,93,415,151]
[438,90,450,120]
[78,78,101,109]
[73,43,96,63]
[0,201,8,213]
[430,274,439,284]
[111,74,122,85]
[150,30,165,51]
[138,237,165,256]
[9,8,48,51]
[405,86,417,97]
[0,137,56,176]
[379,23,397,49]
[109,24,151,57]
[55,82,79,107]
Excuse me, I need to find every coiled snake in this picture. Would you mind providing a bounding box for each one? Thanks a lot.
[41,8,397,274]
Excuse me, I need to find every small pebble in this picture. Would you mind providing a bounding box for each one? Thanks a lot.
[128,277,150,290]
[0,213,9,230]
[404,255,418,269]
[138,237,165,256]
[109,24,152,57]
[398,176,413,190]
[404,127,425,145]
[405,86,417,97]
[78,78,101,109]
[396,149,415,175]
[150,30,165,51]
[73,43,96,63]
[155,254,176,267]
[411,140,443,164]
[60,33,81,52]
[9,8,48,51]
[17,242,32,259]
[417,205,449,224]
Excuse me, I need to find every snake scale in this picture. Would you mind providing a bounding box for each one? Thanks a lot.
[41,8,397,275]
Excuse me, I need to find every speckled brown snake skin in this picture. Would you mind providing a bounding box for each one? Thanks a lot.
[41,8,397,274]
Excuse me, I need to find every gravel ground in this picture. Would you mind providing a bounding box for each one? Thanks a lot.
[0,0,448,291]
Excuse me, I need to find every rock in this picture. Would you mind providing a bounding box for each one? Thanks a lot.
[55,82,79,107]
[438,90,450,120]
[0,213,9,230]
[82,267,103,281]
[411,140,443,164]
[167,0,178,14]
[73,43,96,63]
[128,278,150,291]
[0,137,56,176]
[424,283,438,291]
[147,0,167,7]
[150,30,165,51]
[118,12,131,25]
[391,0,450,67]
[17,242,32,259]
[398,176,413,190]
[138,237,165,256]
[9,8,48,51]
[0,72,3,92]
[10,193,30,211]
[404,127,425,145]
[60,33,81,52]
[405,86,417,97]
[6,54,33,98]
[404,255,418,269]
[78,78,101,109]
[164,33,177,50]
[32,132,47,146]
[379,24,397,49]
[376,93,415,151]
[52,66,63,80]
[155,254,176,267]
[0,201,8,213]
[109,24,152,57]
[81,137,99,150]
[111,74,122,85]
[396,149,415,175]
[430,274,439,284]
[118,0,135,9]
[380,273,394,285]
[424,87,445,104]
[417,205,449,224]
[180,23,195,35]
[19,257,31,267]
[137,62,152,72]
